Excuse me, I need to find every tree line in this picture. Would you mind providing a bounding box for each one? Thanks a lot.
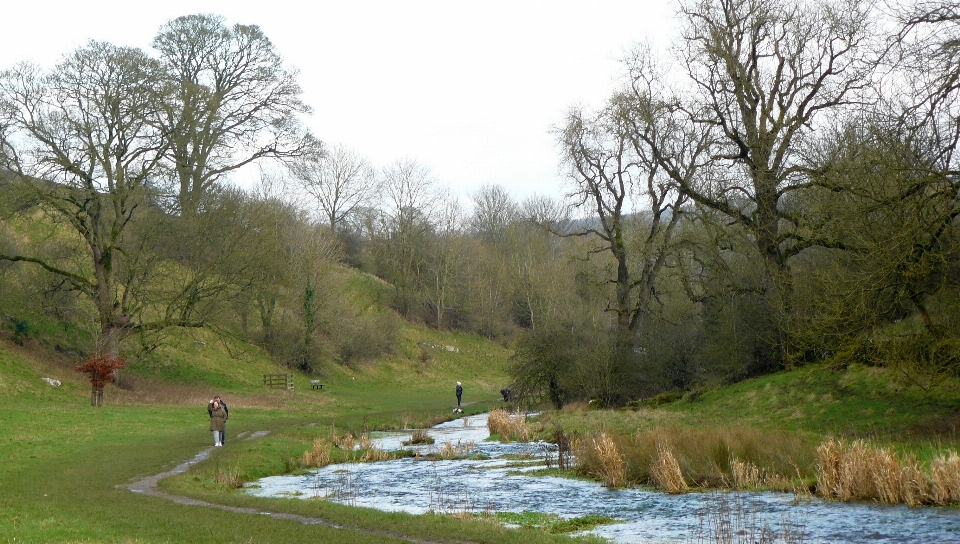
[1,1,959,408]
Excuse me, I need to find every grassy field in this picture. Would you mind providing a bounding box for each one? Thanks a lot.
[6,310,960,543]
[0,323,606,544]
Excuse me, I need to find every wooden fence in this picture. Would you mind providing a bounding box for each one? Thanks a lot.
[263,373,294,390]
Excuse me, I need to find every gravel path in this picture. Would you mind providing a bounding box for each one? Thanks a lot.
[122,430,472,544]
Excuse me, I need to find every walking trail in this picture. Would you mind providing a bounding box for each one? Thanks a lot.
[123,430,473,544]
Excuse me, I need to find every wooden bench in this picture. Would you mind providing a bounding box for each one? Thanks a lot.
[310,380,323,390]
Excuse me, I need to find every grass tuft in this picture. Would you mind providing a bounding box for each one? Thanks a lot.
[301,437,332,468]
[487,409,531,442]
[649,443,686,493]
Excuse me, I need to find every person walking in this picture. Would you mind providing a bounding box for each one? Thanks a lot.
[455,381,463,408]
[207,395,229,445]
[209,399,227,447]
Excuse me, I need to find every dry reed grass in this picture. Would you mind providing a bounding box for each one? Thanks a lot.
[402,429,434,446]
[650,443,686,493]
[694,493,807,544]
[487,409,531,442]
[428,440,477,459]
[301,437,332,467]
[574,432,627,488]
[815,438,960,506]
[215,463,243,488]
[362,444,391,462]
[931,452,960,504]
[355,434,373,450]
[729,458,794,491]
[332,432,356,451]
[573,426,815,493]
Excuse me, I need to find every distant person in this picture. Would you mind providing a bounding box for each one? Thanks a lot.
[208,395,229,445]
[456,381,463,408]
[500,387,512,402]
[209,399,227,447]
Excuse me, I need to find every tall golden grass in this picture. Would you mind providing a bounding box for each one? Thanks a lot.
[649,443,686,493]
[573,426,815,493]
[402,428,434,446]
[361,444,390,462]
[815,438,960,506]
[931,452,960,504]
[301,436,332,467]
[573,432,627,488]
[487,409,531,442]
[428,440,477,459]
[215,463,243,488]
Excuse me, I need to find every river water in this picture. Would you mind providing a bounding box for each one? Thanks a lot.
[245,413,960,543]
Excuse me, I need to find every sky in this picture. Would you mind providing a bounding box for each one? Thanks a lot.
[0,1,680,202]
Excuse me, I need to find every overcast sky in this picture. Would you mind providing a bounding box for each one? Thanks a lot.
[0,1,679,202]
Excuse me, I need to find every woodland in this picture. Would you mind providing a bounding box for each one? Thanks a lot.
[2,0,960,410]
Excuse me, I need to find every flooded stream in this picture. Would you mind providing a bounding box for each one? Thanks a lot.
[245,413,960,543]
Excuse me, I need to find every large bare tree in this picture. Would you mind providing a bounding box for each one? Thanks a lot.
[0,43,170,359]
[626,0,886,365]
[670,0,882,271]
[153,14,318,214]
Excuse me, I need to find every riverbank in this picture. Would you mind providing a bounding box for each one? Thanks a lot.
[240,411,960,543]
[529,363,960,507]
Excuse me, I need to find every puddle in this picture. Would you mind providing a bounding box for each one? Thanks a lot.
[246,413,960,543]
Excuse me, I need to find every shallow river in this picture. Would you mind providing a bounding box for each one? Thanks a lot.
[245,413,960,543]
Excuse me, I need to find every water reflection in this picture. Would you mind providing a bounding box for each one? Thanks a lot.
[246,413,960,543]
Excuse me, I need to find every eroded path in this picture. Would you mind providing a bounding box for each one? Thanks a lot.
[123,430,472,544]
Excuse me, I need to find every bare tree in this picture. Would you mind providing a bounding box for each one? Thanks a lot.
[425,193,466,328]
[668,0,883,272]
[623,0,887,366]
[372,158,441,316]
[290,144,377,233]
[558,97,692,340]
[0,43,170,360]
[470,183,518,242]
[152,14,318,214]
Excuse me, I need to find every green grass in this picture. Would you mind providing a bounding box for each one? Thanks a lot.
[476,512,619,534]
[536,363,960,449]
[0,322,601,543]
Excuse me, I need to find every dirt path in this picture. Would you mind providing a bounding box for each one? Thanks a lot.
[123,430,472,544]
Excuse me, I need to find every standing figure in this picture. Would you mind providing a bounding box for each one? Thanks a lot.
[209,400,227,447]
[456,381,463,408]
[208,394,229,445]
